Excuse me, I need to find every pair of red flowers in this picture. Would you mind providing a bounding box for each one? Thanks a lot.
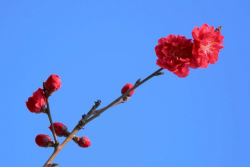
[155,23,224,77]
[35,123,91,148]
[26,74,61,113]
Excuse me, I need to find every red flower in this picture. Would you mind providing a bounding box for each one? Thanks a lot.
[192,23,224,68]
[155,35,198,77]
[49,122,69,137]
[77,137,91,148]
[26,88,46,113]
[45,74,61,94]
[35,134,53,147]
[121,83,135,97]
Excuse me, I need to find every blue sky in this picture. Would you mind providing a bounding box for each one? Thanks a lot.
[0,0,249,166]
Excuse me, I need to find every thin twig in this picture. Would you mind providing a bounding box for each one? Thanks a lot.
[86,68,164,123]
[46,98,59,147]
[215,26,223,32]
[43,68,164,166]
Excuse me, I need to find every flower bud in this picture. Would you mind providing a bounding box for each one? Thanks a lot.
[49,122,69,137]
[77,137,91,148]
[35,134,53,147]
[121,83,135,97]
[26,88,46,114]
[45,74,61,94]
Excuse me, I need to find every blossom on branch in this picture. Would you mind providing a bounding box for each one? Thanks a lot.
[77,137,91,148]
[121,83,135,97]
[49,122,69,137]
[35,134,53,147]
[26,88,46,113]
[192,23,224,68]
[155,35,199,77]
[45,74,61,94]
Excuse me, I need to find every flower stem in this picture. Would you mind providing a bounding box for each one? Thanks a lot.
[46,98,59,147]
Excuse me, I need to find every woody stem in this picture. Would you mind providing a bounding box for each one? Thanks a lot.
[43,68,164,166]
[46,97,59,147]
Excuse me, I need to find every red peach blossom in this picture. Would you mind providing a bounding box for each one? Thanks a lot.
[45,74,61,94]
[155,34,198,77]
[192,23,224,68]
[35,134,53,147]
[77,137,91,148]
[49,122,68,137]
[26,88,46,113]
[121,83,135,97]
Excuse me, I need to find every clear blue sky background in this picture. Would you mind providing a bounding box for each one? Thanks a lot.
[0,0,249,167]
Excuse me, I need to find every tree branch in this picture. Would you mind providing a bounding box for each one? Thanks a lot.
[43,67,164,166]
[46,98,59,147]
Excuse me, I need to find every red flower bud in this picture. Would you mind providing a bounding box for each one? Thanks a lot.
[35,134,53,147]
[26,88,46,113]
[45,74,61,94]
[77,137,91,148]
[49,122,68,137]
[121,83,135,97]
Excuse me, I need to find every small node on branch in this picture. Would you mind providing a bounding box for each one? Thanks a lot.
[73,136,80,143]
[215,26,223,32]
[85,100,102,121]
[41,106,47,114]
[135,78,141,85]
[155,72,164,76]
[94,100,101,107]
[82,114,87,120]
[54,141,60,148]
[43,81,46,91]
[78,119,86,128]
[123,96,130,101]
[45,163,59,167]
[48,141,56,148]
[43,82,52,97]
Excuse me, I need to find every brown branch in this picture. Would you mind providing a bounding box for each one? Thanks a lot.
[43,82,59,148]
[46,98,59,147]
[215,26,223,32]
[43,25,223,166]
[86,68,164,123]
[43,68,164,166]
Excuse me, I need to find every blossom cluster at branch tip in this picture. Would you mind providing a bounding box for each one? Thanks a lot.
[121,83,135,97]
[49,122,69,137]
[35,134,53,147]
[45,74,61,95]
[76,137,91,148]
[155,23,224,77]
[26,74,61,114]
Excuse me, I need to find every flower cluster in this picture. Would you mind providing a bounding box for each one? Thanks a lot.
[26,75,93,149]
[26,74,61,113]
[155,23,224,77]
